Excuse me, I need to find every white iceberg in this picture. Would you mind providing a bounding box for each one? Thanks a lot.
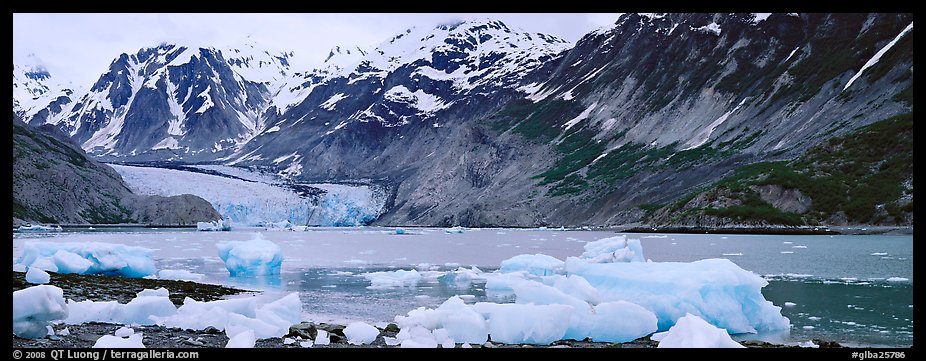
[472,302,573,345]
[565,256,789,334]
[157,269,206,282]
[16,224,62,232]
[65,288,177,326]
[394,296,488,345]
[25,267,51,284]
[499,254,564,276]
[12,285,69,339]
[197,219,232,231]
[225,329,256,348]
[18,242,156,278]
[652,313,744,348]
[216,233,283,277]
[579,235,645,263]
[362,269,421,289]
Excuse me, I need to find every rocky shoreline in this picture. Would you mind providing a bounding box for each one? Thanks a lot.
[12,272,841,349]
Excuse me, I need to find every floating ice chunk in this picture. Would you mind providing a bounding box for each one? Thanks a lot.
[792,245,807,249]
[444,227,465,234]
[283,337,296,345]
[299,340,314,348]
[217,233,283,277]
[225,329,256,348]
[18,242,156,278]
[808,316,822,321]
[437,267,485,287]
[157,269,206,282]
[886,277,910,283]
[784,302,797,307]
[395,296,488,345]
[565,257,790,334]
[499,254,564,276]
[580,235,645,263]
[472,302,572,345]
[197,219,232,231]
[12,285,69,339]
[93,332,145,348]
[871,252,889,256]
[13,263,27,272]
[315,330,330,345]
[17,224,62,232]
[395,228,406,235]
[58,327,70,336]
[344,321,380,345]
[803,326,815,330]
[363,269,422,289]
[799,340,819,348]
[25,267,50,284]
[652,313,744,348]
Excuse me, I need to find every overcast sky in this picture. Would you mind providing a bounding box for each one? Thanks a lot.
[13,13,623,88]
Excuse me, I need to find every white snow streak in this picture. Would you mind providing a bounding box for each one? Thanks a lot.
[844,22,913,91]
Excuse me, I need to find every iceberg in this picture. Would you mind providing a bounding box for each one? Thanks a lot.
[18,242,156,278]
[472,302,573,345]
[157,269,206,282]
[394,235,789,345]
[579,235,645,263]
[225,329,256,348]
[394,296,488,345]
[565,256,790,334]
[197,219,232,231]
[65,288,177,325]
[16,224,62,232]
[652,313,745,348]
[362,269,422,289]
[216,233,284,277]
[12,285,69,339]
[499,254,564,276]
[25,267,51,284]
[155,292,301,340]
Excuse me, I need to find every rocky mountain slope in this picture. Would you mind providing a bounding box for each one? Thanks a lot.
[13,115,221,226]
[15,14,914,227]
[646,112,913,228]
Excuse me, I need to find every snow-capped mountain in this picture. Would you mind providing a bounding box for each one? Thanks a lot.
[40,42,294,159]
[13,14,913,228]
[232,18,571,169]
[12,63,79,127]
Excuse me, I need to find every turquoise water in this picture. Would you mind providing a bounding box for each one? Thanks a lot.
[12,228,913,347]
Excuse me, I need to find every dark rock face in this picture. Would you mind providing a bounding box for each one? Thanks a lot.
[12,117,220,225]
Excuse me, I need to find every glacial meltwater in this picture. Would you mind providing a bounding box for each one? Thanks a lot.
[12,228,913,347]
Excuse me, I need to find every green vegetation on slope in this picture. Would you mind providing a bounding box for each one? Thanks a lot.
[653,112,913,225]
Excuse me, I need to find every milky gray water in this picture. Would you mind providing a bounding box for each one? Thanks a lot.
[12,228,913,347]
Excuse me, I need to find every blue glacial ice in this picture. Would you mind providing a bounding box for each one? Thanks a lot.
[216,233,284,277]
[17,241,156,278]
[391,234,790,346]
[111,164,387,227]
